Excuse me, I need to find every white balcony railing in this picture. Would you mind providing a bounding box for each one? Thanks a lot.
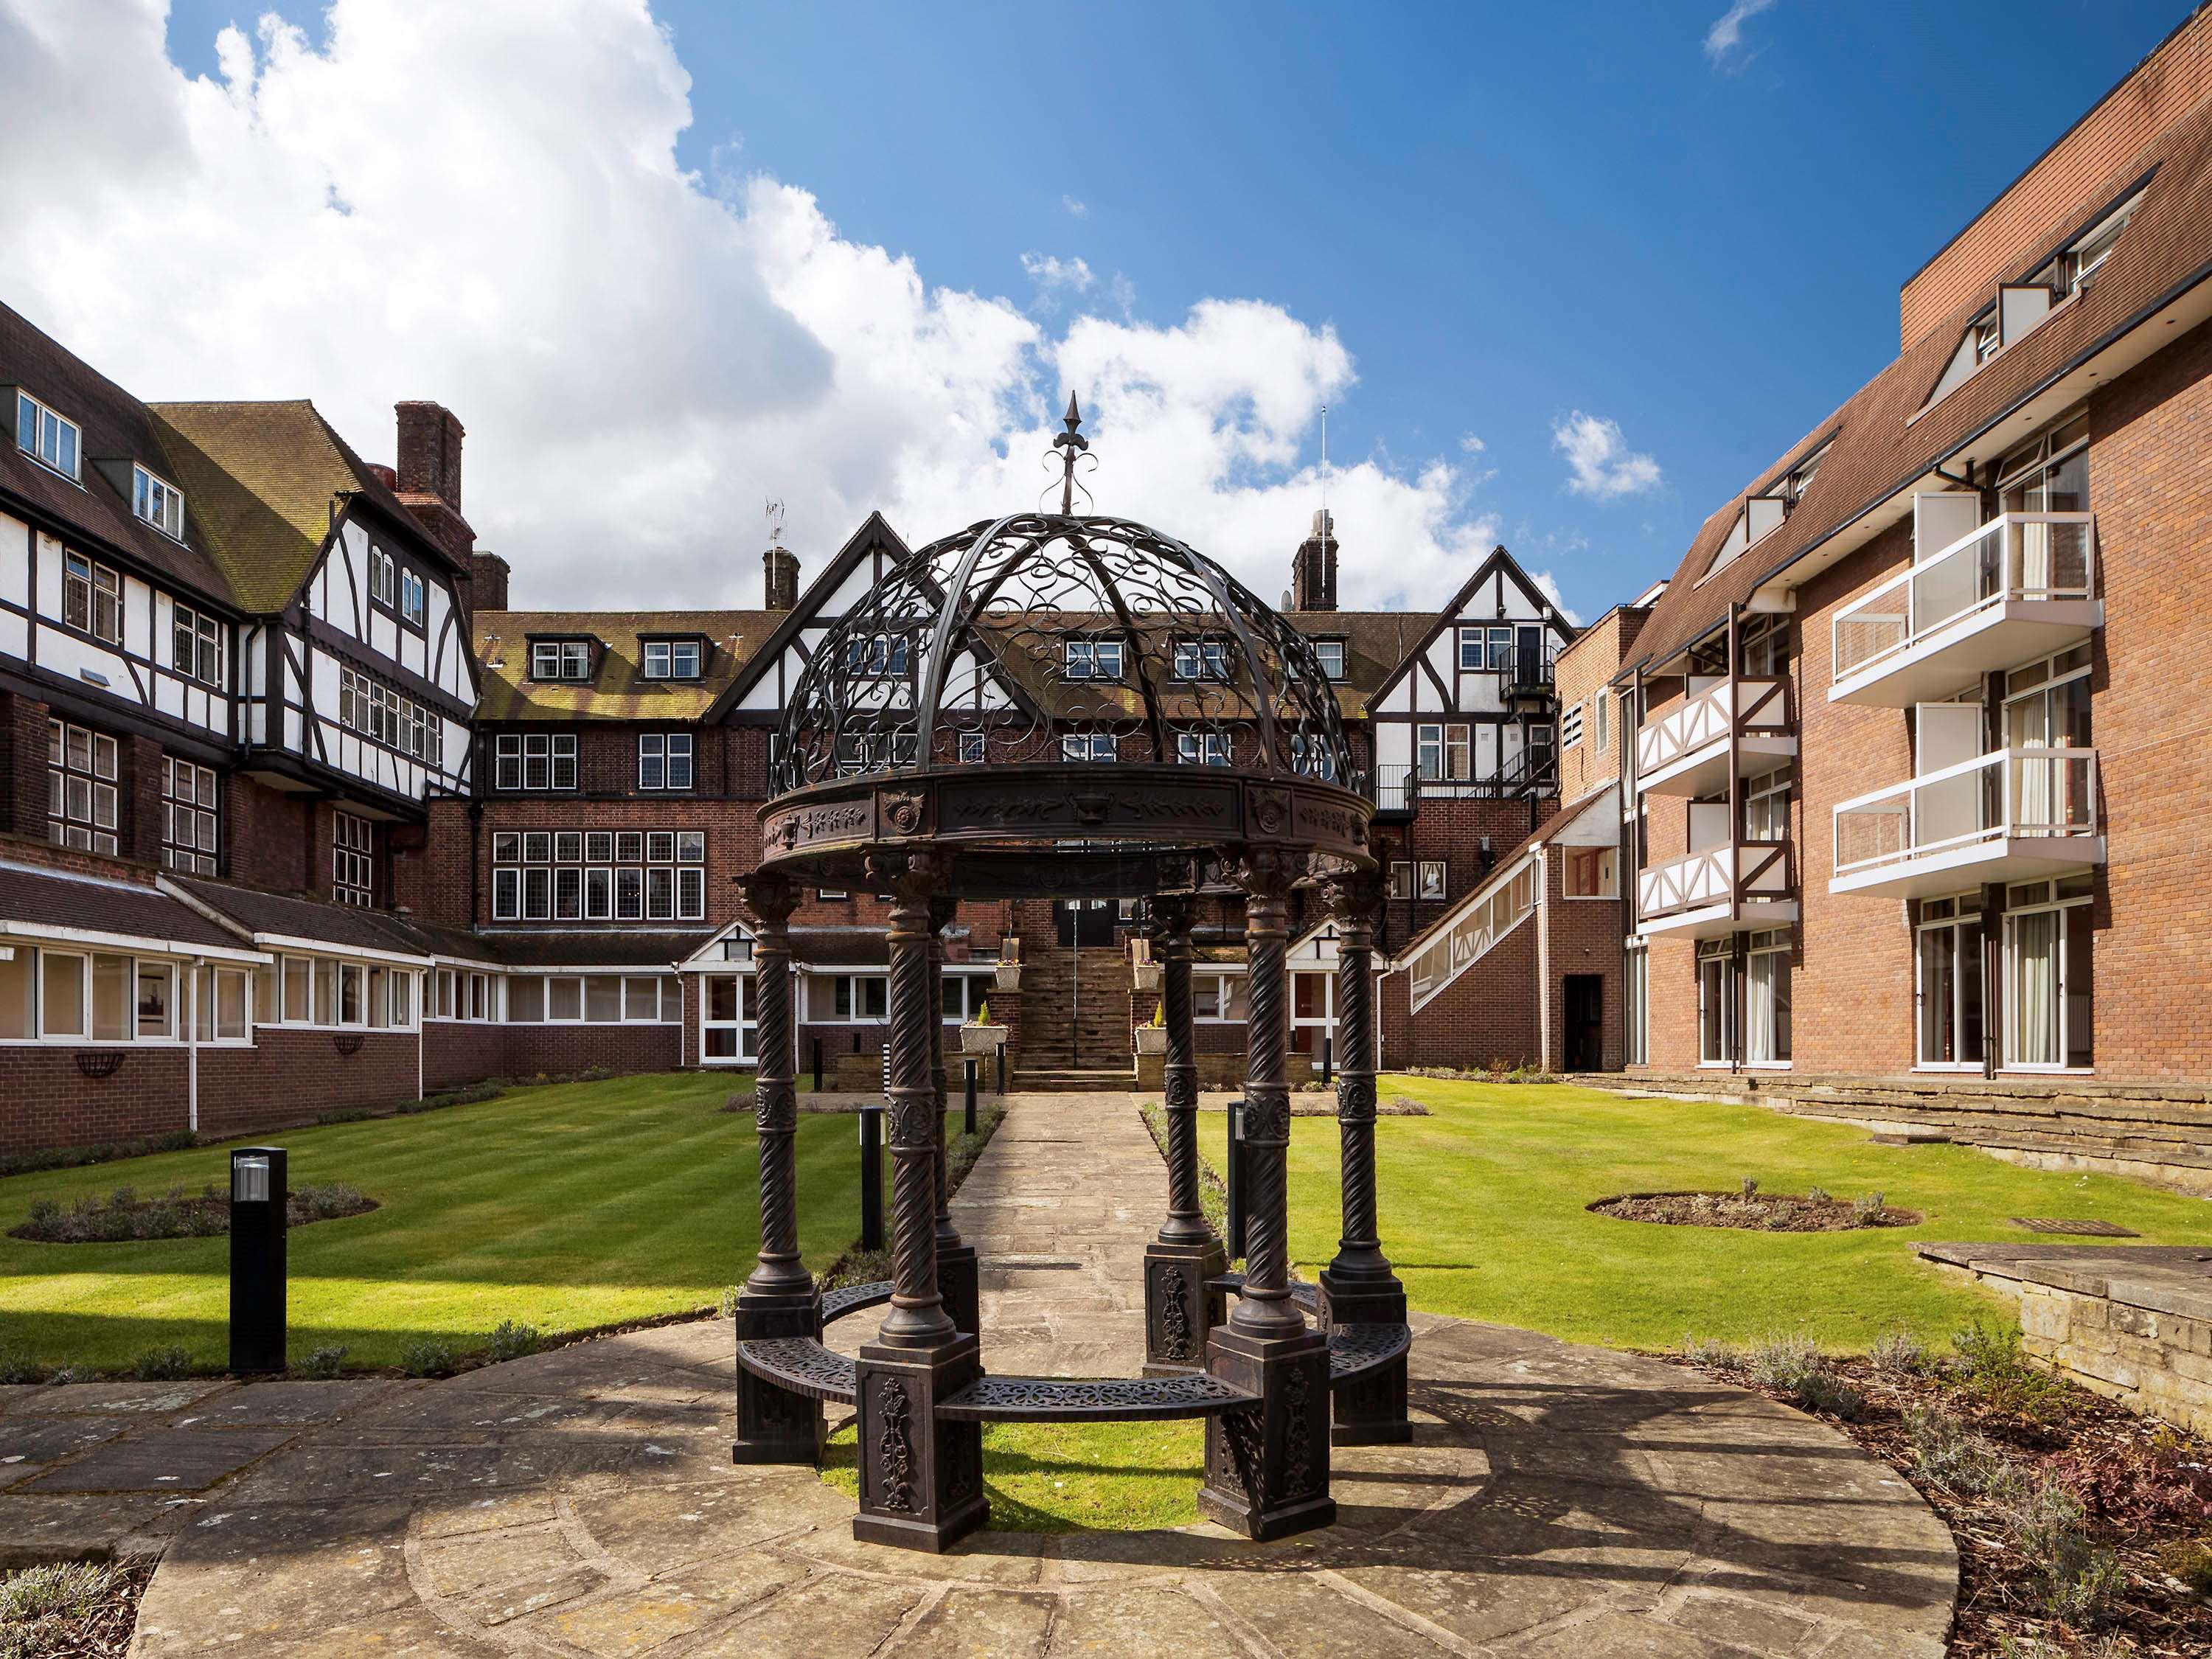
[1833,746,2098,879]
[1638,839,1792,924]
[1832,512,2096,688]
[1635,675,1793,794]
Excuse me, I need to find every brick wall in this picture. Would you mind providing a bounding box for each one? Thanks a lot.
[1899,7,2212,350]
[0,692,48,841]
[198,1028,420,1136]
[1378,899,1541,1070]
[223,774,316,893]
[1545,856,1629,1072]
[0,1046,189,1155]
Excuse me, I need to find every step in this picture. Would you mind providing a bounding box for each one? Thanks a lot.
[1012,1069,1138,1092]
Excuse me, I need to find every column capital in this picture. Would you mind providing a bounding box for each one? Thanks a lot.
[1320,869,1383,929]
[1231,847,1303,905]
[866,849,947,906]
[1147,893,1196,950]
[737,868,800,928]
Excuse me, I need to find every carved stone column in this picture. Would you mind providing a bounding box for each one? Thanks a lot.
[854,853,986,1551]
[1144,894,1225,1374]
[1318,872,1410,1446]
[1200,849,1334,1541]
[731,871,824,1465]
[930,895,978,1336]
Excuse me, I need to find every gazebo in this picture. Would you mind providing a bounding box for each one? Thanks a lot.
[728,407,1409,1553]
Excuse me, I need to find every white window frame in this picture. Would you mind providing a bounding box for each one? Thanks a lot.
[1176,731,1231,768]
[161,754,219,875]
[132,464,186,539]
[1060,731,1117,762]
[48,718,119,855]
[1561,845,1616,900]
[1745,928,1792,1068]
[398,566,426,627]
[1416,860,1447,901]
[333,810,374,906]
[172,601,225,687]
[1065,637,1124,681]
[15,391,80,480]
[530,640,592,681]
[1312,639,1346,681]
[1172,637,1231,681]
[63,552,122,644]
[1192,968,1248,1023]
[639,732,695,790]
[496,731,578,790]
[1914,893,1988,1071]
[2001,878,2093,1073]
[700,972,756,1064]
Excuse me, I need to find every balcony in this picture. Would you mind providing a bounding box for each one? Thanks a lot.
[1637,840,1796,939]
[1369,763,1417,815]
[1831,747,2102,899]
[1635,675,1795,797]
[1829,512,2101,707]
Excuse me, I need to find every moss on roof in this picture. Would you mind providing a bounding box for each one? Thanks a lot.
[474,609,780,721]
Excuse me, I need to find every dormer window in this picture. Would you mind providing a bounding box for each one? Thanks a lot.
[1172,637,1231,681]
[132,465,185,539]
[1311,639,1346,681]
[530,640,593,681]
[642,639,703,679]
[399,567,426,626]
[1065,637,1123,681]
[1703,435,1832,581]
[369,546,397,609]
[15,391,80,481]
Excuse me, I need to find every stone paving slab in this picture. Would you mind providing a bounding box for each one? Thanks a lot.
[99,1093,1955,1655]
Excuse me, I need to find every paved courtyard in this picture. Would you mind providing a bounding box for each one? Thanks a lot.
[0,1095,1957,1655]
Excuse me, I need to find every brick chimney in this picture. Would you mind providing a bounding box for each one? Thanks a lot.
[765,539,799,611]
[1292,509,1338,611]
[391,401,475,565]
[470,551,511,611]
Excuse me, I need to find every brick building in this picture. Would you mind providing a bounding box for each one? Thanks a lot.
[1599,7,2212,1180]
[0,299,1582,1152]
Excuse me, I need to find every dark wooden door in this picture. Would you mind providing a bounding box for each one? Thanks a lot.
[1564,975,1604,1072]
[1054,900,1117,947]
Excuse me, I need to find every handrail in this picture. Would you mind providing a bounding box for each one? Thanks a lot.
[1832,512,2096,685]
[1833,745,2098,874]
[1637,839,1792,919]
[1635,676,1792,776]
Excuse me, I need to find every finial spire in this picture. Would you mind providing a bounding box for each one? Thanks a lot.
[1053,393,1090,515]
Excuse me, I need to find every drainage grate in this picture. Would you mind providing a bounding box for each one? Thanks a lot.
[2010,1217,2142,1238]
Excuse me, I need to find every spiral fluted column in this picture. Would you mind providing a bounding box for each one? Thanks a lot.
[1153,895,1211,1247]
[1324,874,1392,1287]
[1228,851,1304,1339]
[873,854,956,1349]
[740,872,808,1297]
[929,894,978,1335]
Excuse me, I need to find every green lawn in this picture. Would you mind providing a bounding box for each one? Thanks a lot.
[821,1419,1203,1532]
[1275,1077,2212,1352]
[0,1074,871,1374]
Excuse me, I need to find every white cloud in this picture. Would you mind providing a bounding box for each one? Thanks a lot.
[1020,252,1095,291]
[1061,194,1088,218]
[1551,411,1662,500]
[1528,570,1582,627]
[1458,434,1485,454]
[0,0,1504,612]
[1703,0,1776,66]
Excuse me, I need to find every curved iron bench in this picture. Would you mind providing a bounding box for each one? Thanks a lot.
[1208,1271,1320,1314]
[738,1337,858,1405]
[1328,1322,1411,1384]
[939,1371,1257,1422]
[819,1280,892,1325]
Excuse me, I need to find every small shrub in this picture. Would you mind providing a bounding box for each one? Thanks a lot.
[1905,1405,2023,1497]
[316,1106,373,1126]
[0,1558,131,1624]
[131,1345,193,1381]
[1953,1322,2070,1421]
[1739,1177,1759,1199]
[2053,1425,2212,1531]
[2008,1478,2126,1627]
[1852,1190,1886,1225]
[1871,1329,1933,1377]
[0,1348,41,1385]
[24,1199,58,1228]
[299,1346,349,1379]
[717,1285,743,1321]
[292,1181,369,1221]
[1745,1332,1863,1419]
[108,1185,136,1210]
[1680,1332,1738,1368]
[44,1366,85,1385]
[401,1338,459,1378]
[2156,1536,2212,1595]
[484,1321,542,1363]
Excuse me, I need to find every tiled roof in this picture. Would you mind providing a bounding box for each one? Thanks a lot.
[473,931,710,969]
[149,400,456,614]
[0,303,237,605]
[173,877,435,957]
[473,609,779,722]
[1625,88,2212,678]
[0,858,243,952]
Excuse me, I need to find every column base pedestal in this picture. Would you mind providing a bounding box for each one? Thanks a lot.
[1143,1237,1227,1375]
[1197,1322,1335,1540]
[852,1334,987,1553]
[1319,1267,1411,1447]
[731,1287,824,1466]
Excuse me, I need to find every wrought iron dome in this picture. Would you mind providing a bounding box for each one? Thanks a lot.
[759,405,1371,897]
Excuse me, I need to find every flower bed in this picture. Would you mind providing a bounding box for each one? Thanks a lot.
[8,1181,375,1244]
[1591,1185,1919,1231]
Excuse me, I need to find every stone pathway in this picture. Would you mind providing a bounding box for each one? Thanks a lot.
[13,1093,1961,1655]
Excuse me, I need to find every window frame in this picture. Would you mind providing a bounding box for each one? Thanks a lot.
[171,600,226,687]
[47,718,119,855]
[1311,638,1346,681]
[63,551,123,644]
[529,639,594,681]
[15,390,81,481]
[641,639,704,680]
[161,754,220,875]
[132,463,187,540]
[333,810,375,907]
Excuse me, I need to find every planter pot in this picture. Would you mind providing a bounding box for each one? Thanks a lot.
[1134,1026,1168,1056]
[960,1024,1009,1054]
[993,964,1022,992]
[1133,963,1162,992]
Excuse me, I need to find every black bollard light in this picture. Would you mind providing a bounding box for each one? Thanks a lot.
[996,1044,1006,1096]
[1225,1099,1245,1262]
[813,1037,824,1094]
[229,1146,288,1374]
[962,1057,978,1135]
[858,1105,885,1252]
[1321,1034,1333,1087]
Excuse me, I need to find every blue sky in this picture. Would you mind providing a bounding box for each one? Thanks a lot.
[47,1,2199,615]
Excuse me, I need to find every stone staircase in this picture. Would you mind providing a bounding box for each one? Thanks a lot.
[1014,944,1136,1091]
